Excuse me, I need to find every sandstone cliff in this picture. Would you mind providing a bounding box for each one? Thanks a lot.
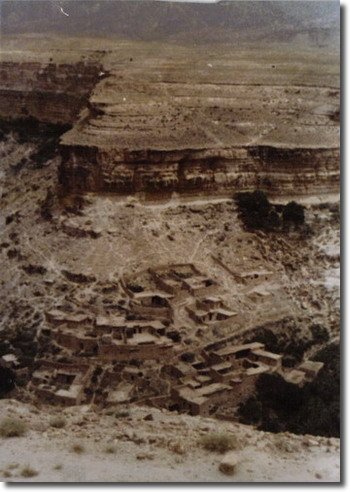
[0,36,340,198]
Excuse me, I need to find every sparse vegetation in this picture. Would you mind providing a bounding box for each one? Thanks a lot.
[71,443,85,454]
[20,466,39,478]
[168,440,186,455]
[53,464,63,470]
[115,409,130,418]
[0,417,27,438]
[104,444,116,454]
[199,433,238,453]
[49,416,66,429]
[235,191,306,232]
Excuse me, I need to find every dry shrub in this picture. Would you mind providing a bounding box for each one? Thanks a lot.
[199,433,238,453]
[274,435,299,453]
[115,410,130,418]
[20,466,38,478]
[0,417,27,438]
[49,416,66,429]
[71,443,85,454]
[104,444,116,454]
[168,441,186,455]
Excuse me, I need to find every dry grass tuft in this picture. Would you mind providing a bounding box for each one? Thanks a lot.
[71,443,85,454]
[49,416,66,429]
[0,417,27,438]
[115,410,130,418]
[20,466,39,478]
[168,441,186,455]
[53,464,63,470]
[104,444,116,454]
[199,433,238,453]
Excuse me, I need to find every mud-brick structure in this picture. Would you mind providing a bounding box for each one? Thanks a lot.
[29,263,323,413]
[29,360,93,405]
[98,334,175,362]
[298,360,324,381]
[162,341,280,416]
[186,299,237,325]
[45,310,92,328]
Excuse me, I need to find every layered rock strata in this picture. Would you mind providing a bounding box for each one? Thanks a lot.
[60,76,339,197]
[0,57,104,125]
[0,38,340,198]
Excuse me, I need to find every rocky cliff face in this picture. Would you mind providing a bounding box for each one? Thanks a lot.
[59,57,339,198]
[59,144,339,197]
[0,58,104,125]
[0,36,340,198]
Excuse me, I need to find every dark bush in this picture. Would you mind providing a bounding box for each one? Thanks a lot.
[180,352,195,363]
[235,192,306,232]
[265,209,282,230]
[0,366,16,397]
[235,190,271,213]
[283,201,305,225]
[167,330,181,343]
[235,191,271,230]
[238,343,340,437]
[310,324,330,343]
[127,283,144,293]
[282,355,298,368]
[239,397,262,424]
[40,188,54,221]
[256,373,304,413]
[22,264,47,275]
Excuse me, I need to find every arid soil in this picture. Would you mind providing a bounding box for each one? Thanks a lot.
[0,399,340,482]
[0,33,340,483]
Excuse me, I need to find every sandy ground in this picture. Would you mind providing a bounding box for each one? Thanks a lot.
[0,400,340,483]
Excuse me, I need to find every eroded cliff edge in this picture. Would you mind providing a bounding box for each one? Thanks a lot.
[0,36,340,198]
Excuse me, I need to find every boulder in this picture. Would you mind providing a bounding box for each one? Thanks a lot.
[219,451,239,476]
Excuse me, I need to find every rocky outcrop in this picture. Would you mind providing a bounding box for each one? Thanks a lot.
[59,144,339,197]
[0,59,104,125]
[59,70,339,197]
[0,37,340,198]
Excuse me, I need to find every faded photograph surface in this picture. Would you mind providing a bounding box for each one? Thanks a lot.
[0,0,340,483]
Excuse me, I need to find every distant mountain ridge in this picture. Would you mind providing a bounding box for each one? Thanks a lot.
[0,0,339,43]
